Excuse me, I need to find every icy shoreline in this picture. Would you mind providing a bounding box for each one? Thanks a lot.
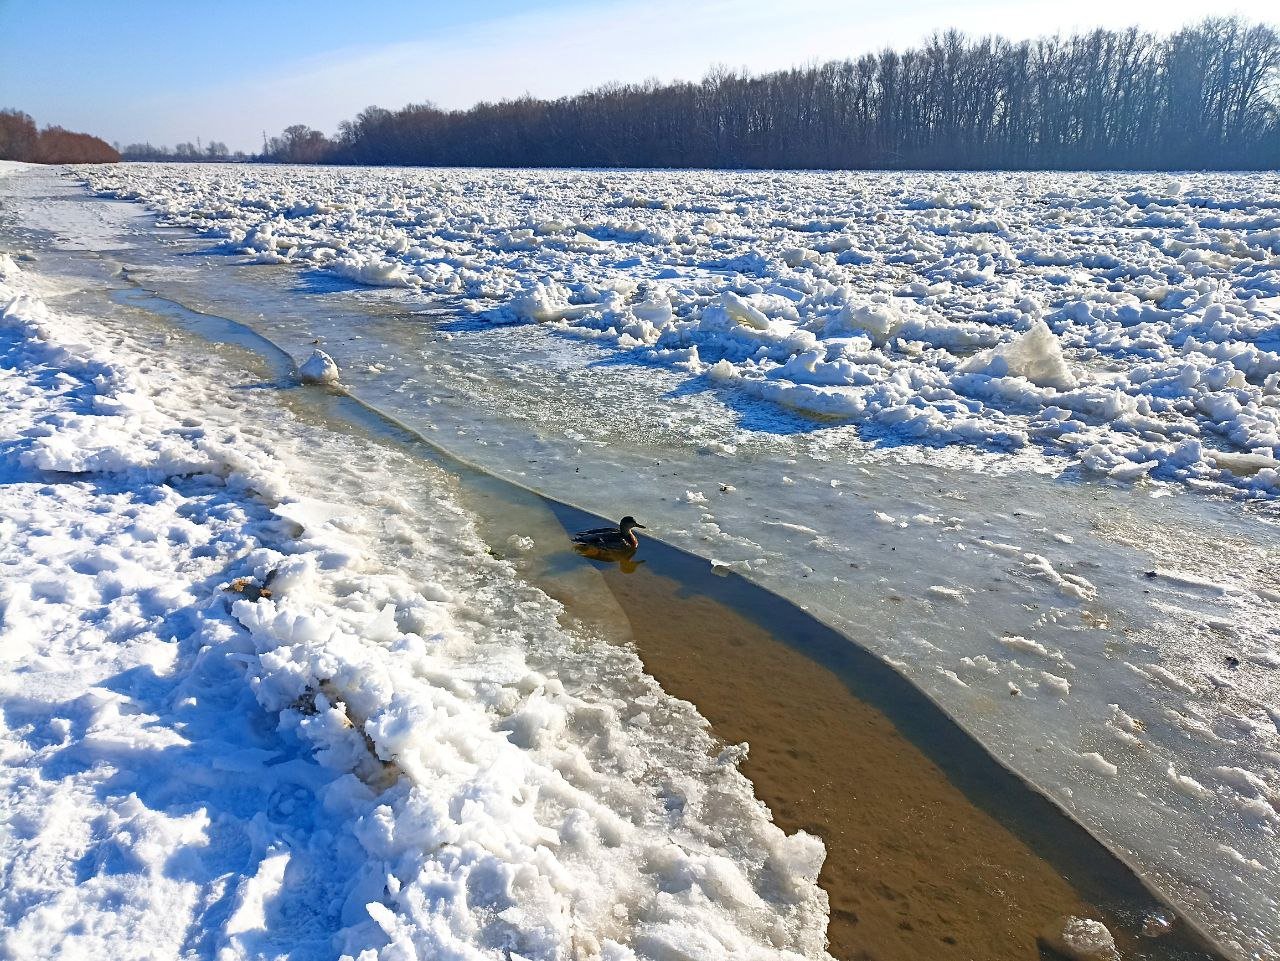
[0,190,832,957]
[9,161,1280,958]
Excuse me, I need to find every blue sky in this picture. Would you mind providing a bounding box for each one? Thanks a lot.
[2,0,1275,151]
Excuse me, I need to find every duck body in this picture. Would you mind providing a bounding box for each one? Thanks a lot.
[572,515,645,553]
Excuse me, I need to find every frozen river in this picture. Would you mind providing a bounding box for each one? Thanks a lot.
[10,163,1280,957]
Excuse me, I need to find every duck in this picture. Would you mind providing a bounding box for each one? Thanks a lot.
[572,515,646,553]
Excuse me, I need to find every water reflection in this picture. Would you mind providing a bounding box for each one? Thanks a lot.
[573,542,645,572]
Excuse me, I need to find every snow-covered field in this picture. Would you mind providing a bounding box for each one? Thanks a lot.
[0,167,831,959]
[84,163,1280,498]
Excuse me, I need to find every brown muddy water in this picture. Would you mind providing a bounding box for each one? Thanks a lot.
[101,283,1220,961]
[510,502,1220,961]
[578,563,1080,959]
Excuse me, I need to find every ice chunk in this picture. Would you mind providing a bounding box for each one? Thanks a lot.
[1211,450,1279,477]
[1108,459,1158,482]
[1080,752,1118,778]
[1041,672,1071,698]
[506,533,535,552]
[958,320,1077,389]
[717,291,770,330]
[298,349,340,385]
[1167,764,1212,800]
[1040,916,1120,961]
[827,298,907,344]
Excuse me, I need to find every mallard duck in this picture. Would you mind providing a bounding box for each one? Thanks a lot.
[572,516,646,552]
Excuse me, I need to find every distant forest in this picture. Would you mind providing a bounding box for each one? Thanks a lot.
[0,110,119,164]
[263,17,1279,170]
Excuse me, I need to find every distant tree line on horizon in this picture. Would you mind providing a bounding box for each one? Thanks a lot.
[0,110,119,164]
[259,17,1278,170]
[117,140,246,162]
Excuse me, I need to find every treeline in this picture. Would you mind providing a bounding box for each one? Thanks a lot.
[0,110,119,164]
[120,141,247,162]
[265,17,1279,170]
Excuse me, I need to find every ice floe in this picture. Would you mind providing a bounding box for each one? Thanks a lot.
[83,163,1280,499]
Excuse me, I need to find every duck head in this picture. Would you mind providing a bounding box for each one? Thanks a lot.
[619,516,646,534]
[619,516,645,548]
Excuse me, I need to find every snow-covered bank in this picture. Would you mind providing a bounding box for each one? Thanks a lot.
[0,230,831,955]
[83,163,1280,499]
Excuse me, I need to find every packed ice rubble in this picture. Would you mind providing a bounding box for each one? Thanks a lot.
[84,164,1280,498]
[0,249,830,955]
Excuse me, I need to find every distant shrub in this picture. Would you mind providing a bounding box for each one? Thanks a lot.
[0,109,39,161]
[33,126,120,164]
[0,109,119,164]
